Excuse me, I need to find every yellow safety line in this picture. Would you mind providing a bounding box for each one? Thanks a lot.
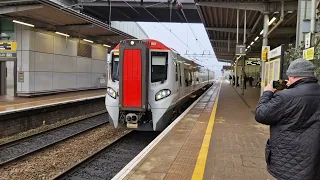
[191,81,222,180]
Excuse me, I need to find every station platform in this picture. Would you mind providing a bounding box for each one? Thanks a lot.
[113,80,275,180]
[0,89,106,115]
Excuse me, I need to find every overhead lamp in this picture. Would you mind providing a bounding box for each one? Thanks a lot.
[245,49,247,51]
[250,41,254,45]
[12,20,34,27]
[103,44,111,48]
[287,11,293,14]
[184,63,190,65]
[83,39,93,43]
[268,17,277,25]
[254,36,259,41]
[55,32,69,37]
[247,45,251,49]
[260,30,264,35]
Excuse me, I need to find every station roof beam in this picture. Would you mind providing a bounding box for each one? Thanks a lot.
[206,27,295,35]
[195,0,298,62]
[78,0,201,22]
[196,1,298,12]
[0,4,42,14]
[0,0,136,50]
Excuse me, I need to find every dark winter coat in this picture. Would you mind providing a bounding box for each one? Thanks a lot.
[255,77,320,180]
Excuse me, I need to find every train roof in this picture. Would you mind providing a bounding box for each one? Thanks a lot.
[112,39,204,68]
[112,39,170,51]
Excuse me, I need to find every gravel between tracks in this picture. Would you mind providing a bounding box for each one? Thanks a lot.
[0,114,108,165]
[0,124,130,180]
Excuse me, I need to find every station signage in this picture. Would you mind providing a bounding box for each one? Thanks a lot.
[223,65,232,70]
[0,41,17,52]
[305,32,311,49]
[268,45,282,60]
[0,41,17,58]
[261,46,270,61]
[235,45,246,56]
[0,52,16,58]
[246,60,261,65]
[303,47,314,60]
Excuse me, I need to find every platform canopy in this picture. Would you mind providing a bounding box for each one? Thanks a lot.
[0,0,136,49]
[195,0,298,63]
[76,0,201,23]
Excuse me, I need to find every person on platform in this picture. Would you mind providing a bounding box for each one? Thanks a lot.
[232,75,235,86]
[255,58,320,180]
[248,76,254,87]
[243,75,248,89]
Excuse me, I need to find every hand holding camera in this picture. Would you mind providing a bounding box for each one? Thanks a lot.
[273,80,287,90]
[264,80,287,92]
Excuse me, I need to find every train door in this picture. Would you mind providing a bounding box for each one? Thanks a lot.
[178,63,182,99]
[119,40,149,112]
[0,59,16,97]
[174,61,180,98]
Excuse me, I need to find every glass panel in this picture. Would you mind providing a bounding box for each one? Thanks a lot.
[151,52,168,83]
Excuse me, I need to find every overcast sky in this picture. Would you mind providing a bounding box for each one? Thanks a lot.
[138,22,227,77]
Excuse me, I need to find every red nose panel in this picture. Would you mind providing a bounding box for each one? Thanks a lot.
[123,49,142,107]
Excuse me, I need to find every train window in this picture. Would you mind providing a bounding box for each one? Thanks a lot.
[184,68,190,86]
[175,63,178,81]
[111,54,119,81]
[151,52,168,83]
[179,64,182,86]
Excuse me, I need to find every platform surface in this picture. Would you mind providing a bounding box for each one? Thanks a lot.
[203,81,274,180]
[0,89,106,114]
[114,80,275,180]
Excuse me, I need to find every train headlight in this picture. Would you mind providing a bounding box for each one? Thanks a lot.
[107,87,116,99]
[155,89,171,101]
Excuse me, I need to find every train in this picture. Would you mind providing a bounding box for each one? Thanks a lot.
[105,39,215,131]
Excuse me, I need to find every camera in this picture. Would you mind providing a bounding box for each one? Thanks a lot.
[273,80,287,90]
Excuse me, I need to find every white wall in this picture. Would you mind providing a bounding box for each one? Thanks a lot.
[6,61,14,96]
[15,24,108,94]
[111,21,149,39]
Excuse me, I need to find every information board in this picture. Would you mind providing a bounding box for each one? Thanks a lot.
[264,58,281,85]
[0,41,17,58]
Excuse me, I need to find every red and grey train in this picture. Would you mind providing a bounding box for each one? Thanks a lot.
[105,39,215,131]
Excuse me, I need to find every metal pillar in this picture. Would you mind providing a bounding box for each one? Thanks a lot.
[0,61,6,96]
[311,0,317,46]
[228,33,230,52]
[311,0,316,33]
[244,9,246,45]
[236,9,239,44]
[242,9,246,95]
[295,0,302,48]
[260,12,269,96]
[234,9,240,88]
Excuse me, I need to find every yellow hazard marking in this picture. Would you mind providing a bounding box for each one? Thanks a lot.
[215,117,225,124]
[191,82,222,180]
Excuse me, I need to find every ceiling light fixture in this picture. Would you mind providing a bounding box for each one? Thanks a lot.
[55,32,69,37]
[12,20,34,27]
[83,39,93,43]
[268,17,277,25]
[260,30,264,35]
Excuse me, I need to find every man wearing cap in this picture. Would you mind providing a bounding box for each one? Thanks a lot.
[255,58,320,180]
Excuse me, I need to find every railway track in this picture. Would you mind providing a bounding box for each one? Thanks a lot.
[53,84,214,180]
[0,113,108,167]
[54,131,160,180]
